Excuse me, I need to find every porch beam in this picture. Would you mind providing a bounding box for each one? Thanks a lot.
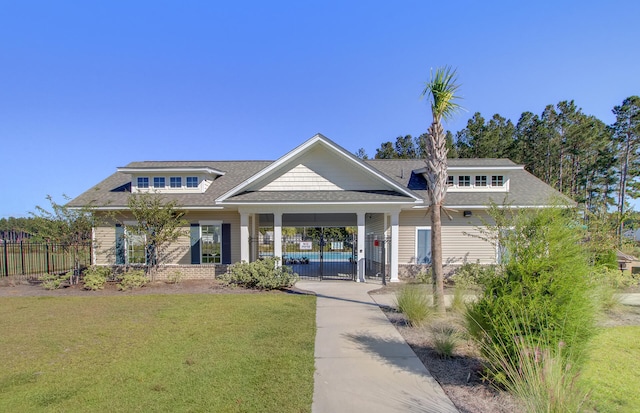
[274,212,283,265]
[240,212,250,262]
[389,211,400,282]
[357,212,366,282]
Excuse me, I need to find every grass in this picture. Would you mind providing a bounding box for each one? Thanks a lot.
[395,284,433,327]
[580,325,640,412]
[0,293,316,412]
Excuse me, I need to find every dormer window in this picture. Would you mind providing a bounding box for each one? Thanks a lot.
[137,177,149,188]
[118,166,224,194]
[492,175,504,186]
[447,176,454,187]
[186,177,198,188]
[458,176,471,187]
[475,175,488,187]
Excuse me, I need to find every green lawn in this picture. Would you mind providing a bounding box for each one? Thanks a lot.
[0,293,316,412]
[581,325,640,412]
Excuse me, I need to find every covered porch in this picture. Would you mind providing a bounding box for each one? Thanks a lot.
[237,207,401,282]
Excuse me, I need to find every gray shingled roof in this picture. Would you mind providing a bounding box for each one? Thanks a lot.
[68,157,566,209]
[365,159,567,207]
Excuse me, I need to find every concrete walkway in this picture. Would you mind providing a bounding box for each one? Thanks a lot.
[297,280,458,413]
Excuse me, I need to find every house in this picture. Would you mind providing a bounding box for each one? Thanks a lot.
[68,134,564,282]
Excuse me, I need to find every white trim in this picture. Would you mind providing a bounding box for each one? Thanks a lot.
[415,226,432,265]
[117,166,226,176]
[199,221,223,264]
[446,165,523,171]
[221,200,422,206]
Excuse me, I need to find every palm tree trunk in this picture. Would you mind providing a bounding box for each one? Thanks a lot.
[430,203,445,314]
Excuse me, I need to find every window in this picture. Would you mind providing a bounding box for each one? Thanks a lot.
[201,224,221,264]
[447,176,454,187]
[492,175,504,186]
[475,175,488,187]
[496,228,514,264]
[170,177,182,188]
[126,230,147,264]
[137,177,149,188]
[458,176,471,187]
[186,176,198,188]
[416,227,432,265]
[153,177,165,188]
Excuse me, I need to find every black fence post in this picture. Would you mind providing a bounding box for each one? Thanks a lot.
[2,239,8,277]
[46,243,51,274]
[20,240,25,276]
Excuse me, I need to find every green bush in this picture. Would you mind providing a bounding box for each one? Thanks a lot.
[395,285,433,327]
[82,266,111,291]
[451,262,498,290]
[466,206,598,373]
[220,258,299,290]
[117,270,149,291]
[166,270,183,284]
[40,272,71,290]
[591,266,639,311]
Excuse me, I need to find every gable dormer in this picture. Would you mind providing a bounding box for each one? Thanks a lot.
[117,166,225,194]
[413,160,523,194]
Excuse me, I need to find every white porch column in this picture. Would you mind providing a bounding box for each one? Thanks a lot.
[274,212,283,265]
[240,212,250,262]
[357,212,366,282]
[390,211,400,282]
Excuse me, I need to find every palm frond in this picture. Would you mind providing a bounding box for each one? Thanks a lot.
[421,66,463,122]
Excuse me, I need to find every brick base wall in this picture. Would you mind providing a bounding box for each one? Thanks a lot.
[398,264,459,282]
[105,264,229,280]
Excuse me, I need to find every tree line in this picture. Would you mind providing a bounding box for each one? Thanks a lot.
[360,96,640,220]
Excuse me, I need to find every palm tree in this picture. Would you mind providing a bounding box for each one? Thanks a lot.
[421,67,462,314]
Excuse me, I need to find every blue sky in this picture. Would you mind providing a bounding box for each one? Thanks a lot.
[1,1,639,218]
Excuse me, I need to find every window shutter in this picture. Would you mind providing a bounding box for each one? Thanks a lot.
[222,223,231,264]
[115,224,125,264]
[190,224,200,264]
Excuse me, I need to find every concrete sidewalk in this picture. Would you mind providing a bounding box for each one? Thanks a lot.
[297,280,458,413]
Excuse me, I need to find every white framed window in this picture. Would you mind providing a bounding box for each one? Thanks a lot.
[170,177,182,188]
[492,175,505,186]
[458,176,471,187]
[475,175,488,187]
[201,221,222,264]
[137,177,149,188]
[447,176,454,187]
[153,177,166,188]
[124,225,147,264]
[415,227,432,265]
[186,176,198,188]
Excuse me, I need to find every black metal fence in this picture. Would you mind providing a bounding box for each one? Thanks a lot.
[0,241,92,279]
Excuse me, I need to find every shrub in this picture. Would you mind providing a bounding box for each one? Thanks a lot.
[82,266,111,291]
[451,262,497,291]
[395,285,433,327]
[590,266,639,311]
[466,206,598,373]
[117,270,149,291]
[166,270,183,284]
[220,258,299,290]
[40,272,71,290]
